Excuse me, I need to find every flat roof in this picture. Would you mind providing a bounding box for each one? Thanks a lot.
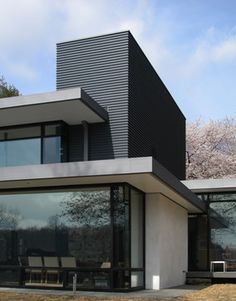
[0,157,205,213]
[183,178,236,193]
[0,87,108,126]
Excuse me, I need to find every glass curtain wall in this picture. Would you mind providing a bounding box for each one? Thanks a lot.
[188,192,236,271]
[209,194,236,271]
[0,184,144,290]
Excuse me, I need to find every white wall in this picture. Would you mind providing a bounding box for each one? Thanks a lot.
[146,193,188,289]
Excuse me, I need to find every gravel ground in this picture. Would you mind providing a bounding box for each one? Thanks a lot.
[0,284,235,301]
[178,284,236,301]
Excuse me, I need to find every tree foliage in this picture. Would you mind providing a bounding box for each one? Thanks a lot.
[0,76,19,98]
[186,117,236,179]
[61,191,111,226]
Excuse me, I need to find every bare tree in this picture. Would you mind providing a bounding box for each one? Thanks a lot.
[186,117,236,179]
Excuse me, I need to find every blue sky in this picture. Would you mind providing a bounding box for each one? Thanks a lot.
[0,0,235,120]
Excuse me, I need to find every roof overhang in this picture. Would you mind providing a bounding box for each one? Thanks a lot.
[0,87,108,126]
[0,157,205,213]
[183,178,236,193]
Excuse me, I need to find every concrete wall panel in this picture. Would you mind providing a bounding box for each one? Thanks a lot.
[145,193,188,289]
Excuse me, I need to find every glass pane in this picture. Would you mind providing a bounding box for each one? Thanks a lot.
[0,131,5,140]
[0,126,40,140]
[210,193,236,202]
[131,271,143,287]
[65,189,112,267]
[74,271,110,290]
[113,270,130,289]
[0,187,111,268]
[131,189,144,268]
[93,272,110,289]
[0,142,6,166]
[0,139,41,167]
[44,124,62,136]
[112,185,129,268]
[210,200,236,270]
[0,268,21,287]
[188,215,208,271]
[43,137,61,164]
[198,193,236,202]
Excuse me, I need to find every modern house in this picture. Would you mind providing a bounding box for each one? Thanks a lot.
[0,30,219,291]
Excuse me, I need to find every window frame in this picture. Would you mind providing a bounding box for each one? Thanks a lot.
[0,121,68,166]
[0,182,145,291]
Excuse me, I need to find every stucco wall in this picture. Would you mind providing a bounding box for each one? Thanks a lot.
[146,193,188,289]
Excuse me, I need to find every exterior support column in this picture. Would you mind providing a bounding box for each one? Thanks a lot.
[82,121,88,161]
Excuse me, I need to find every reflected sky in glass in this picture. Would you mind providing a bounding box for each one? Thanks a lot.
[210,202,236,249]
[0,188,110,230]
[0,139,41,167]
[43,136,61,163]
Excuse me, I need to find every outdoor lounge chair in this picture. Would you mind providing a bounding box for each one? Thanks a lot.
[61,257,77,286]
[26,256,43,283]
[101,261,111,268]
[61,257,77,268]
[44,257,60,284]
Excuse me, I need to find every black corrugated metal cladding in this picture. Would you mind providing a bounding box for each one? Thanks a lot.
[56,31,185,179]
[57,31,129,160]
[128,33,186,179]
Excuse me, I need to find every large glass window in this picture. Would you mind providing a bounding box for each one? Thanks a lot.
[209,201,236,270]
[0,123,67,167]
[189,192,236,272]
[0,184,145,291]
[188,215,208,271]
[113,185,130,269]
[131,188,144,269]
[0,188,111,267]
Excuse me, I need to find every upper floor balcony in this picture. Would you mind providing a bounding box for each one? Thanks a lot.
[0,88,108,167]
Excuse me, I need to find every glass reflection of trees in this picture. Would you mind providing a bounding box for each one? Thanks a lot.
[112,186,129,268]
[0,186,145,289]
[0,204,21,230]
[210,201,236,268]
[0,188,113,267]
[0,186,143,271]
[61,190,110,226]
[60,189,112,266]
